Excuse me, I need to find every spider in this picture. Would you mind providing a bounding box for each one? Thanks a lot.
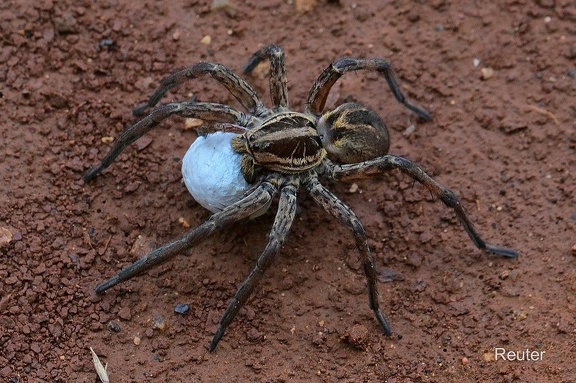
[84,45,517,352]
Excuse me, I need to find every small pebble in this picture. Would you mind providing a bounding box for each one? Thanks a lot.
[211,0,231,11]
[106,321,121,333]
[403,124,416,137]
[200,35,211,45]
[98,38,116,51]
[0,227,13,248]
[101,136,114,144]
[175,303,190,315]
[133,336,141,345]
[295,0,317,13]
[178,217,190,228]
[415,279,427,292]
[135,136,153,151]
[344,324,369,349]
[118,307,132,321]
[379,268,404,283]
[152,315,167,332]
[480,67,494,80]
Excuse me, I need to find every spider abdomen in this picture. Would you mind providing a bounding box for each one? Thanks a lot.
[318,102,390,164]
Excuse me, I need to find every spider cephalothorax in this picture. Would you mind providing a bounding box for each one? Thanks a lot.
[230,111,324,182]
[85,45,517,352]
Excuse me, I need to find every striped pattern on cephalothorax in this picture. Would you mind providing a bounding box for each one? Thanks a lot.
[231,111,326,182]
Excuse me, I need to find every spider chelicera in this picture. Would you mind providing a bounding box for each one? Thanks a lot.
[85,45,517,351]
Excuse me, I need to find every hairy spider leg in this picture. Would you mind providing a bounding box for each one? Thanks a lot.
[83,101,248,181]
[210,177,298,351]
[328,156,518,258]
[305,57,432,121]
[303,175,392,336]
[94,178,278,294]
[243,44,289,110]
[132,62,268,117]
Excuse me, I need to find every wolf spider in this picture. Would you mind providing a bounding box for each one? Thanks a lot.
[85,45,517,351]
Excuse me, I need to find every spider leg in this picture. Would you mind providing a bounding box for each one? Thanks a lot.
[95,178,278,294]
[84,101,249,181]
[305,58,431,121]
[243,44,289,110]
[210,178,299,351]
[327,156,518,258]
[132,62,267,117]
[303,175,392,336]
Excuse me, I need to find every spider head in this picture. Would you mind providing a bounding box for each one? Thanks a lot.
[317,102,390,164]
[231,112,326,183]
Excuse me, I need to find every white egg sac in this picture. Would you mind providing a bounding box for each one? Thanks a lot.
[182,132,252,213]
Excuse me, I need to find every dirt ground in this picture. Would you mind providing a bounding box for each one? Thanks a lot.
[1,0,575,382]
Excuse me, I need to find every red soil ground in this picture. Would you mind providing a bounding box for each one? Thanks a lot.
[1,0,575,381]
